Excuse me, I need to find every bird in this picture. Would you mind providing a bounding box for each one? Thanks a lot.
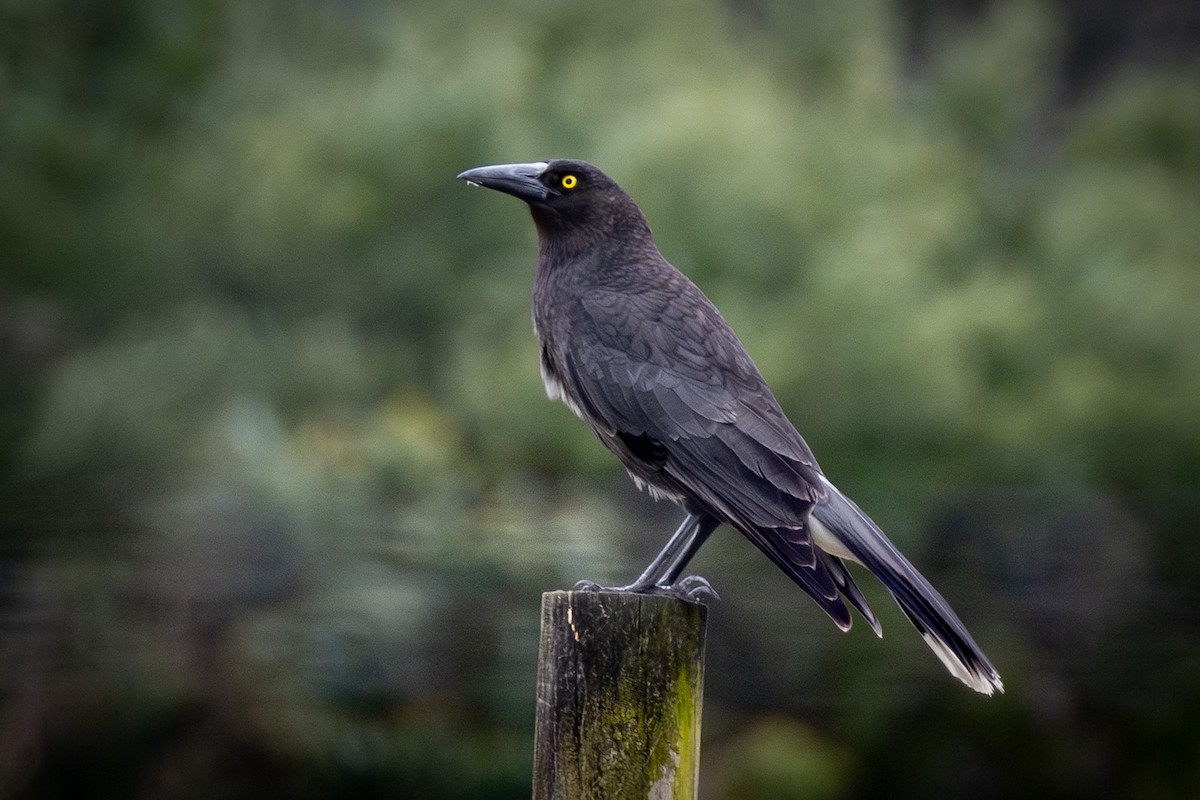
[457,159,1003,695]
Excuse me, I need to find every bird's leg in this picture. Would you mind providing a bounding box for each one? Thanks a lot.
[574,513,720,602]
[658,515,720,587]
[629,512,707,589]
[575,513,701,592]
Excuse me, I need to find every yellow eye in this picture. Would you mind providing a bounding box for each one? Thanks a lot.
[561,174,578,190]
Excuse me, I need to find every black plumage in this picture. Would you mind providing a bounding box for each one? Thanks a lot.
[458,159,1002,694]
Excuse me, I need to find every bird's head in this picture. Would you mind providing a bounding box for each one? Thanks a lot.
[457,159,649,241]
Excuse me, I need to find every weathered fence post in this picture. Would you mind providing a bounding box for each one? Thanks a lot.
[533,590,707,800]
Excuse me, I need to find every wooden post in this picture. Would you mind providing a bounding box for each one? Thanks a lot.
[533,590,707,800]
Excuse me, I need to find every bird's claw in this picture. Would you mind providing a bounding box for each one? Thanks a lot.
[671,574,720,603]
[571,575,718,604]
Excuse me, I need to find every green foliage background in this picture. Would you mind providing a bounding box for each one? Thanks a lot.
[2,0,1198,797]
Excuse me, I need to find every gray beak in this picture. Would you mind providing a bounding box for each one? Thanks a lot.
[457,161,556,202]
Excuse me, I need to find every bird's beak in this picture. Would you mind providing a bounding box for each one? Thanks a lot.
[457,161,556,203]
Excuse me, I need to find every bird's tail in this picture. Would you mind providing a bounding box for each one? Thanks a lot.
[810,477,1003,695]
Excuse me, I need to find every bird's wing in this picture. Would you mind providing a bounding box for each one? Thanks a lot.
[569,286,824,511]
[558,287,869,627]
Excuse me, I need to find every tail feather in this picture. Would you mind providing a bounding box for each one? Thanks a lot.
[738,525,855,632]
[820,551,882,638]
[810,477,1003,695]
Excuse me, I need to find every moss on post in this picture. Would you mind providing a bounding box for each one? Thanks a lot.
[533,590,707,800]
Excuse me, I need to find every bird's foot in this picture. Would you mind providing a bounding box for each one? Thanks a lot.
[572,575,718,604]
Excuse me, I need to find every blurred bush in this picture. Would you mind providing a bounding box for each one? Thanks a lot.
[1,0,1198,797]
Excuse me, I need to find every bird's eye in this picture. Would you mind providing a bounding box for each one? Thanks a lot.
[561,174,578,190]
